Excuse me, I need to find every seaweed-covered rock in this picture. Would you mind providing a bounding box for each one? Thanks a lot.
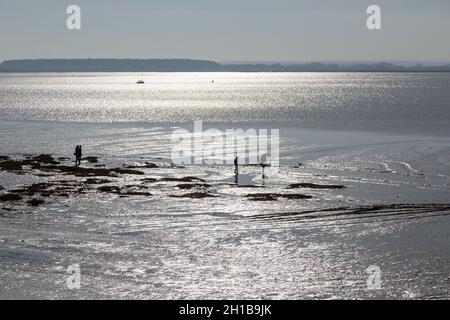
[0,160,23,171]
[111,168,145,175]
[30,154,60,165]
[44,165,119,177]
[176,183,212,190]
[27,199,45,207]
[160,176,206,183]
[247,193,313,201]
[85,178,112,185]
[82,157,99,163]
[170,192,216,199]
[98,186,122,194]
[287,183,345,190]
[0,194,23,202]
[121,191,152,197]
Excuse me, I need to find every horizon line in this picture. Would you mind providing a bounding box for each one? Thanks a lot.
[1,58,450,66]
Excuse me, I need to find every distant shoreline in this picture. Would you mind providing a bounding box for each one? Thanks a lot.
[1,59,450,73]
[2,71,450,74]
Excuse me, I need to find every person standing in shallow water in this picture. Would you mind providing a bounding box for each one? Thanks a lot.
[260,153,268,179]
[78,146,83,166]
[234,156,239,184]
[74,145,82,166]
[74,146,79,166]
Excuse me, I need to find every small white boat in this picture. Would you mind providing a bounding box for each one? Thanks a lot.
[137,70,144,84]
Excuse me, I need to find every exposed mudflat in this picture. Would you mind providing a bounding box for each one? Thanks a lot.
[1,122,450,299]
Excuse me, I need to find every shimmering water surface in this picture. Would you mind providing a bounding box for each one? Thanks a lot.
[1,72,450,133]
[0,73,449,299]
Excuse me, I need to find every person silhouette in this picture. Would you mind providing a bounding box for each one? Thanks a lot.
[78,145,83,166]
[234,156,239,184]
[74,146,79,166]
[74,146,78,166]
[260,153,268,179]
[74,145,82,166]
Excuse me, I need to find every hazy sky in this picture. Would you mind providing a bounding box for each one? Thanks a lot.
[1,0,449,63]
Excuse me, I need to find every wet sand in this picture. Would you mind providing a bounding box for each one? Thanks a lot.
[1,121,450,299]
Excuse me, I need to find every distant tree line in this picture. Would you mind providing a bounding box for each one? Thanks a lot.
[1,59,449,72]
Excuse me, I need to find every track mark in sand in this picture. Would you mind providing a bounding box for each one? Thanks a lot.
[356,160,423,177]
[385,160,423,176]
[357,160,392,173]
[249,204,450,224]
